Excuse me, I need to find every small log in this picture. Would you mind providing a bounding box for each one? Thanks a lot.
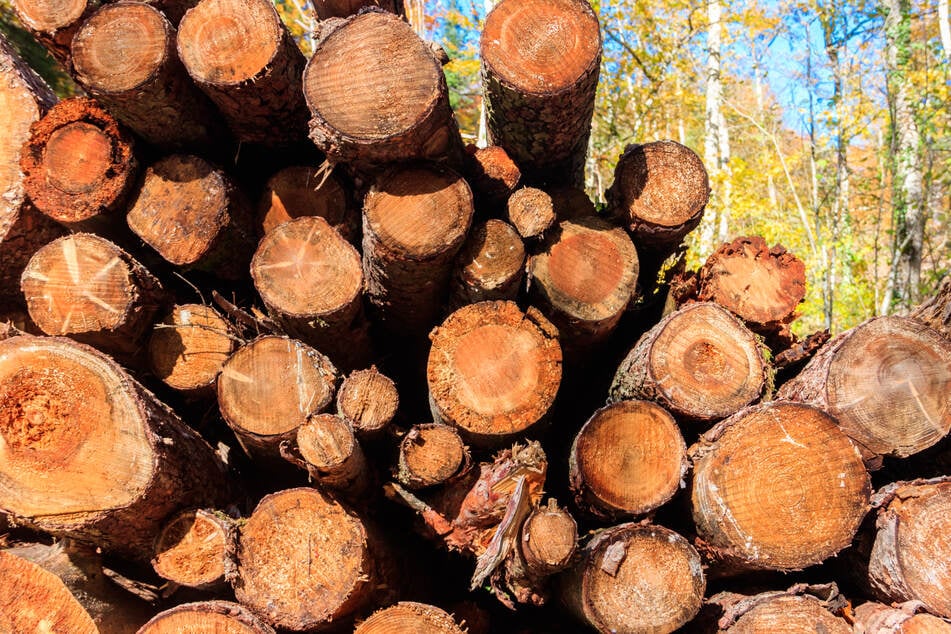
[251,215,370,370]
[20,97,137,233]
[569,400,687,521]
[549,186,597,220]
[696,236,807,344]
[854,601,951,634]
[176,0,308,145]
[217,335,338,459]
[428,301,562,446]
[70,2,223,149]
[292,413,369,496]
[313,0,401,19]
[152,509,237,591]
[148,303,237,396]
[257,165,356,242]
[520,499,577,577]
[867,478,951,619]
[304,10,464,168]
[606,140,709,255]
[481,0,601,188]
[21,233,168,362]
[450,219,525,308]
[912,276,951,339]
[354,602,466,634]
[528,215,639,350]
[559,523,705,634]
[690,401,870,573]
[127,154,255,279]
[232,487,385,631]
[0,335,232,560]
[777,316,951,460]
[396,423,470,490]
[464,144,521,209]
[139,601,275,633]
[609,302,770,423]
[363,164,474,335]
[11,0,92,66]
[710,585,850,633]
[336,367,399,438]
[507,187,555,239]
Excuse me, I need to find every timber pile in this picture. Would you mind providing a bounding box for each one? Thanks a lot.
[1,0,951,632]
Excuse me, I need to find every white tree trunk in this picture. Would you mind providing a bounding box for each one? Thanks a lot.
[940,0,951,59]
[699,0,723,256]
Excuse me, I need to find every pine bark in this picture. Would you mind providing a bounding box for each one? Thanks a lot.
[148,303,237,396]
[257,165,356,243]
[355,602,466,633]
[139,601,275,633]
[450,219,525,309]
[0,335,233,560]
[152,508,238,591]
[336,367,399,438]
[481,0,601,187]
[396,423,470,490]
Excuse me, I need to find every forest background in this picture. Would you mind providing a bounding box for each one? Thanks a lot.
[2,0,949,336]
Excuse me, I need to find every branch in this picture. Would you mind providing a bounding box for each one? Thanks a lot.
[602,27,658,84]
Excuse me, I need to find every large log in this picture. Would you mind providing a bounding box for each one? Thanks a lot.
[481,0,601,187]
[138,601,276,633]
[0,335,232,560]
[777,316,951,460]
[354,602,466,634]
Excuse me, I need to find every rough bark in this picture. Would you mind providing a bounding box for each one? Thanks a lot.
[507,187,555,239]
[450,219,525,309]
[777,316,951,460]
[257,165,356,243]
[289,413,369,496]
[138,601,276,633]
[396,423,470,490]
[152,509,238,591]
[336,367,399,438]
[689,401,870,573]
[854,601,951,634]
[481,0,601,187]
[11,0,93,67]
[428,301,562,446]
[911,275,951,338]
[709,584,850,633]
[0,335,233,560]
[464,144,521,210]
[312,0,401,19]
[148,303,237,396]
[355,602,466,634]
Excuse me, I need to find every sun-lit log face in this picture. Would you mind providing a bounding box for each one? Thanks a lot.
[354,602,466,634]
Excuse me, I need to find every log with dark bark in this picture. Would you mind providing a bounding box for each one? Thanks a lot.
[481,0,601,188]
[313,0,402,19]
[708,584,851,633]
[559,523,705,634]
[336,367,399,438]
[690,401,870,573]
[777,316,951,461]
[257,165,356,242]
[304,10,464,168]
[507,187,555,239]
[464,144,521,209]
[148,303,237,396]
[152,508,237,591]
[289,413,369,496]
[20,98,137,234]
[0,335,232,560]
[854,601,951,634]
[396,423,470,490]
[11,0,92,66]
[428,301,562,446]
[609,302,770,423]
[176,0,308,146]
[127,155,255,279]
[450,219,525,308]
[139,601,276,633]
[355,602,466,634]
[912,275,951,338]
[70,2,223,149]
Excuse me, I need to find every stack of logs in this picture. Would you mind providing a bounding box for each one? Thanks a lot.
[2,0,951,631]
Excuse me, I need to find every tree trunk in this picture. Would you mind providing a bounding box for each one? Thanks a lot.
[355,602,466,634]
[777,316,951,461]
[336,367,399,438]
[427,301,562,446]
[152,508,238,591]
[690,401,870,573]
[176,0,309,146]
[148,303,237,396]
[709,585,851,633]
[559,523,705,634]
[11,0,92,67]
[289,413,370,496]
[127,154,256,279]
[507,187,555,239]
[257,165,356,243]
[0,335,233,560]
[941,0,951,60]
[569,400,686,521]
[139,601,275,633]
[304,10,464,168]
[609,302,770,422]
[480,0,601,188]
[396,423,471,490]
[450,219,525,309]
[698,0,723,257]
[70,2,224,150]
[463,145,521,210]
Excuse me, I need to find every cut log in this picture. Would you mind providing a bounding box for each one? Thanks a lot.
[481,0,601,188]
[11,0,92,66]
[355,602,466,634]
[696,236,807,344]
[609,302,769,422]
[21,233,169,362]
[363,164,474,335]
[606,140,709,255]
[176,0,308,145]
[257,165,355,243]
[336,367,399,438]
[139,601,276,634]
[464,144,521,209]
[0,335,232,560]
[20,97,137,234]
[251,215,370,370]
[313,0,401,19]
[569,400,687,521]
[854,602,951,634]
[710,586,851,633]
[148,303,237,396]
[304,10,464,168]
[528,215,639,350]
[152,508,237,591]
[127,155,255,279]
[520,499,577,577]
[428,301,562,446]
[690,401,870,573]
[0,35,62,304]
[507,187,555,239]
[912,275,951,339]
[70,2,223,149]
[292,413,369,495]
[777,316,951,460]
[396,423,470,490]
[450,219,525,308]
[559,523,704,634]
[0,549,97,634]
[217,335,338,459]
[867,478,951,619]
[233,487,385,631]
